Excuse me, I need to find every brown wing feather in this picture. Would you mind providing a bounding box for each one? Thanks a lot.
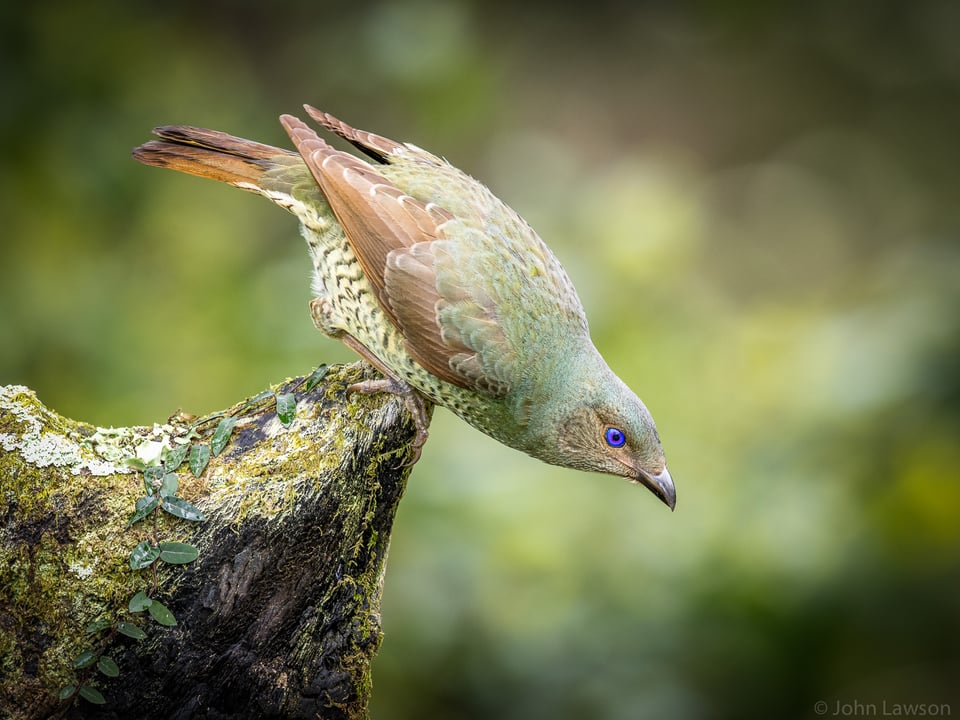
[384,242,475,384]
[303,105,404,163]
[280,113,471,389]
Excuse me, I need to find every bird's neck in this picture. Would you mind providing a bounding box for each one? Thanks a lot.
[510,339,611,453]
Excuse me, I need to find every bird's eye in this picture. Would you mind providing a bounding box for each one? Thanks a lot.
[604,426,626,448]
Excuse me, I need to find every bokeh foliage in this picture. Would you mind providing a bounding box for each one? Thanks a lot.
[2,1,959,718]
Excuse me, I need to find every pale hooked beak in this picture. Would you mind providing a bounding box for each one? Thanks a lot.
[638,465,676,511]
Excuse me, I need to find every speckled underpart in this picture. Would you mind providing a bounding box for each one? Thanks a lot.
[304,221,509,439]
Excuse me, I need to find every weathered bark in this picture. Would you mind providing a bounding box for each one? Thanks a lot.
[0,363,424,720]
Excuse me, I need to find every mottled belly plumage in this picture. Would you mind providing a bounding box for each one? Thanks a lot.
[301,219,496,434]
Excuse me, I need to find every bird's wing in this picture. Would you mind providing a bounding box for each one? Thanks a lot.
[302,105,406,164]
[281,112,513,397]
[386,236,517,397]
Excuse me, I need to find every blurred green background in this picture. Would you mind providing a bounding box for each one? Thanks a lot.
[2,1,959,718]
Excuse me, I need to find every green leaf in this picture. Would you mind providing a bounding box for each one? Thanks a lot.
[159,472,179,499]
[78,685,106,704]
[58,684,76,700]
[247,389,275,404]
[117,621,146,640]
[276,392,297,427]
[189,443,210,477]
[304,364,329,391]
[123,457,147,471]
[127,495,159,527]
[159,541,199,564]
[129,540,161,570]
[210,416,236,457]
[148,600,177,626]
[128,590,153,613]
[163,442,190,471]
[143,464,165,491]
[97,656,120,678]
[85,618,112,635]
[238,389,274,416]
[161,496,205,522]
[73,649,97,669]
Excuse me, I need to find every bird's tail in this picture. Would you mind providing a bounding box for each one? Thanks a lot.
[132,126,301,191]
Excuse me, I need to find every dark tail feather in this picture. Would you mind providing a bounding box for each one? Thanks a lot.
[132,126,298,189]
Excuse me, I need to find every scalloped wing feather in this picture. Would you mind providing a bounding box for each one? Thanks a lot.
[280,110,588,401]
[282,113,508,393]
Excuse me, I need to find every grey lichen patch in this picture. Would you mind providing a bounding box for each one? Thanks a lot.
[1,426,80,467]
[1,385,81,467]
[0,385,134,477]
[85,426,149,464]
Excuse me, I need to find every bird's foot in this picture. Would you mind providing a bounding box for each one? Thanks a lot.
[318,322,432,465]
[348,376,431,466]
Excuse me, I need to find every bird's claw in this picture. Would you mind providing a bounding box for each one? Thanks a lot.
[347,377,431,467]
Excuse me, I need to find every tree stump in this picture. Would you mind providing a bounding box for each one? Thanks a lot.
[0,363,425,719]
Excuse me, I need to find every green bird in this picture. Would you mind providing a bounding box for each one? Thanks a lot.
[132,105,675,509]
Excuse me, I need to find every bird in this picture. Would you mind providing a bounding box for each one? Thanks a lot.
[132,105,676,509]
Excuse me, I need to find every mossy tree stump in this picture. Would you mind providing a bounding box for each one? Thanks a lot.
[0,363,425,720]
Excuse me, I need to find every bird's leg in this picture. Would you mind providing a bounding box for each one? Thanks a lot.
[348,374,431,466]
[342,340,431,465]
[309,298,431,465]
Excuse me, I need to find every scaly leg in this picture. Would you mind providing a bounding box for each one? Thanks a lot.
[309,298,431,464]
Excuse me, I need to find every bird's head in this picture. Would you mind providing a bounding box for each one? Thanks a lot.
[527,351,675,510]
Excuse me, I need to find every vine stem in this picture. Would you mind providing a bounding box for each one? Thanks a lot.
[52,625,120,718]
[150,502,161,596]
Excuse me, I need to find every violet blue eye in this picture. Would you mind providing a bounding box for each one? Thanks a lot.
[604,427,626,448]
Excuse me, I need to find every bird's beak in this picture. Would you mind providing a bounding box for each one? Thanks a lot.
[638,465,676,511]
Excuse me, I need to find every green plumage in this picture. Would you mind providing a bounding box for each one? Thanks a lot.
[133,105,675,508]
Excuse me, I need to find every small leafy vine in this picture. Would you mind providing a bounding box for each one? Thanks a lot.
[55,414,236,710]
[55,365,327,710]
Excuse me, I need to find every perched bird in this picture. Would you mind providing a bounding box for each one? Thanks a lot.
[132,105,675,509]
